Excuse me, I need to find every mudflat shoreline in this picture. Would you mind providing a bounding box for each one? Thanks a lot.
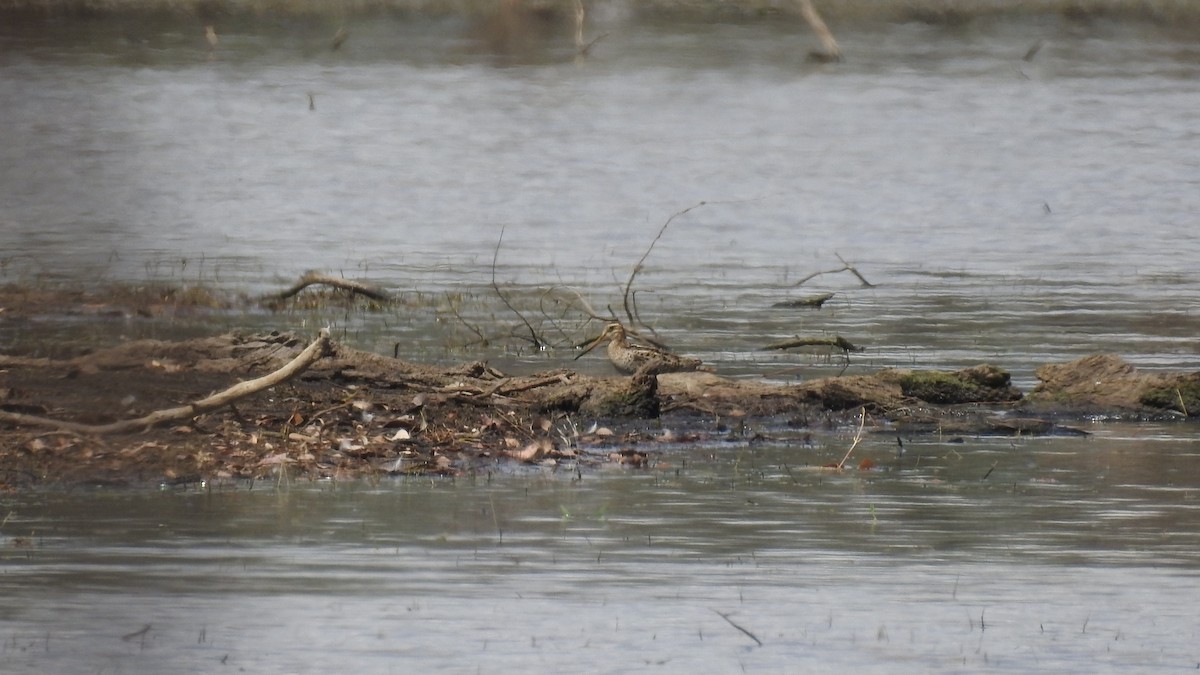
[2,284,1195,489]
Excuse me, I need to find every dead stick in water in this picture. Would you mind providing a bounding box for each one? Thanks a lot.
[982,461,998,480]
[491,226,546,349]
[0,330,333,435]
[794,253,873,287]
[711,609,763,647]
[121,625,152,642]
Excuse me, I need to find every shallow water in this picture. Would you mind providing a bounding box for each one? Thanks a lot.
[3,427,1200,673]
[3,12,1200,672]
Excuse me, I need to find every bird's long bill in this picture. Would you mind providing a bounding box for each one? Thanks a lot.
[573,332,607,361]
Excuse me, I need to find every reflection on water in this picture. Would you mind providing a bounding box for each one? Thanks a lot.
[2,429,1199,672]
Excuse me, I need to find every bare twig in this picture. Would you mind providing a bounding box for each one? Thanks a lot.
[630,289,653,337]
[443,292,488,347]
[623,202,708,330]
[836,253,873,286]
[491,226,546,349]
[0,330,333,435]
[794,254,873,288]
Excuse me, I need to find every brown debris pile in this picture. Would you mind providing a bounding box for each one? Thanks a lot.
[0,331,709,489]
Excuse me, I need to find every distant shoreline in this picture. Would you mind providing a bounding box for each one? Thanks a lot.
[1,0,1197,24]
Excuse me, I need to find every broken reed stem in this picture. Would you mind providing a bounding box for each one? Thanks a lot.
[836,406,867,469]
[1176,388,1188,416]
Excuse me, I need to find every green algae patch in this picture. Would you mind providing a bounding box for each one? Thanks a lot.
[1138,375,1200,416]
[885,365,1023,405]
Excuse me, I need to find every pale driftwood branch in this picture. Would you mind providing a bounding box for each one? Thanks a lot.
[267,272,392,303]
[0,330,333,435]
[794,254,873,288]
[764,335,863,352]
[772,292,835,309]
[795,0,841,62]
[573,0,585,51]
[836,407,867,470]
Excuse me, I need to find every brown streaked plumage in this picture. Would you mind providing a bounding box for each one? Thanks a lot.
[578,322,707,375]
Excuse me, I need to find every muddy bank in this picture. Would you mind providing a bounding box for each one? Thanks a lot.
[1,327,1194,489]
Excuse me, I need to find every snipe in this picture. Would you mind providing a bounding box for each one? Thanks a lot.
[577,322,708,375]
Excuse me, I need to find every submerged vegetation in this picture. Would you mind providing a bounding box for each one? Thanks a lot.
[1139,377,1200,416]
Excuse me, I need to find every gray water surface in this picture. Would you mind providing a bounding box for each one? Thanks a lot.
[3,12,1200,673]
[3,428,1200,673]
